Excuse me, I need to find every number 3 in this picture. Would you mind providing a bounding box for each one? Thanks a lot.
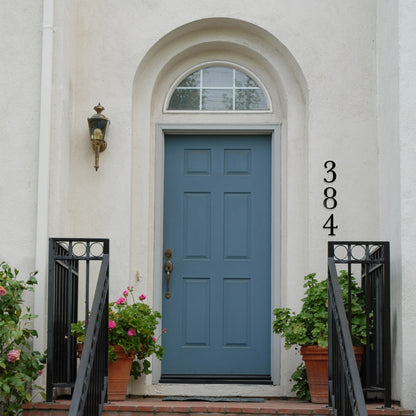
[324,160,336,183]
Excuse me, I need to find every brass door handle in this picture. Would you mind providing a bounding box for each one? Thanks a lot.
[164,249,173,299]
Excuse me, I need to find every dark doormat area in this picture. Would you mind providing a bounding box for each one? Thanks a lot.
[162,396,265,402]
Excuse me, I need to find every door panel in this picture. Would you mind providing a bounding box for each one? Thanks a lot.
[161,134,271,381]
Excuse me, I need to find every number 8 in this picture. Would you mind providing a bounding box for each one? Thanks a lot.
[323,187,337,209]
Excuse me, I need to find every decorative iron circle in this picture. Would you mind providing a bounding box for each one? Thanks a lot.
[72,242,87,257]
[90,242,104,258]
[350,245,366,261]
[334,245,348,261]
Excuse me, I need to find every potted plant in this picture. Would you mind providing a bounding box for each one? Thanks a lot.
[273,271,367,404]
[0,261,46,416]
[71,286,165,400]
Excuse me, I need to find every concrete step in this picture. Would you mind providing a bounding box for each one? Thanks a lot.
[22,398,414,416]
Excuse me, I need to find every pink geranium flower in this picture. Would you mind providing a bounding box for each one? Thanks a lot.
[123,289,129,296]
[7,349,21,362]
[128,329,136,336]
[108,320,116,330]
[0,285,6,296]
[139,294,146,300]
[38,369,44,376]
[115,297,126,305]
[152,337,156,342]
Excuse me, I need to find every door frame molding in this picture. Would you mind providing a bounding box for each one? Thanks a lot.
[153,123,281,386]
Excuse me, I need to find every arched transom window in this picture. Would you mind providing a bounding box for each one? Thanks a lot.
[166,65,270,112]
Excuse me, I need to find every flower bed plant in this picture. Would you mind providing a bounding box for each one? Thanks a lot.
[0,261,46,416]
[71,286,164,379]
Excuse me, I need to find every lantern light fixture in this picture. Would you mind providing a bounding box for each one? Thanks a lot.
[87,103,110,171]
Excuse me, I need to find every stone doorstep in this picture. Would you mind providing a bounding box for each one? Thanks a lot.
[22,398,414,416]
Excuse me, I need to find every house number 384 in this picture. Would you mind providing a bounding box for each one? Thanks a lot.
[323,160,338,236]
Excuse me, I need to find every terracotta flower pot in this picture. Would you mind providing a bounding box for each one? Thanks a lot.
[76,344,134,401]
[108,345,135,401]
[300,345,364,404]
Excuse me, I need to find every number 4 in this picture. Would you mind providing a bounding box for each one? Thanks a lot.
[323,214,338,236]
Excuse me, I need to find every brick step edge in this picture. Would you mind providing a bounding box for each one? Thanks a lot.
[22,402,415,416]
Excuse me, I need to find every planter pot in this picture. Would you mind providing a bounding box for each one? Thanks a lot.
[108,345,134,401]
[300,345,364,404]
[76,344,134,401]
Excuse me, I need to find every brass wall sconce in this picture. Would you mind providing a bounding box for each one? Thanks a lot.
[87,103,110,171]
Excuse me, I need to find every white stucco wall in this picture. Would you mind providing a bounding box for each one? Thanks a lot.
[398,0,416,410]
[377,0,416,410]
[376,0,402,406]
[0,2,43,276]
[3,0,414,406]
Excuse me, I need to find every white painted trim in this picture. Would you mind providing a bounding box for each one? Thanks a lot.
[34,0,54,360]
[152,123,281,392]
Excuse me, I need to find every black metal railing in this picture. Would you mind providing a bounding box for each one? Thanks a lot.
[360,244,391,406]
[328,241,391,408]
[69,254,109,416]
[328,257,368,416]
[47,238,109,406]
[46,240,79,396]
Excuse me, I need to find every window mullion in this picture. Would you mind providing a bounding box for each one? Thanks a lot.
[232,69,236,111]
[199,69,203,111]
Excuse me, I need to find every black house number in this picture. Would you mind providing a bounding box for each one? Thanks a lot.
[323,160,338,236]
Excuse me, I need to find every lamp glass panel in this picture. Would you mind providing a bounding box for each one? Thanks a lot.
[89,119,109,139]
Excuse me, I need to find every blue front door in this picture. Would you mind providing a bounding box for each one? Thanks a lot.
[161,134,271,382]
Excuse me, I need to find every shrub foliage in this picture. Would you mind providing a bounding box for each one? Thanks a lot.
[0,262,46,415]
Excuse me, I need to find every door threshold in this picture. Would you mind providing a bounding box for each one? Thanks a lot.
[159,375,273,384]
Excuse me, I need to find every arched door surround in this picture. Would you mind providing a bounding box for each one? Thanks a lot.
[131,17,308,397]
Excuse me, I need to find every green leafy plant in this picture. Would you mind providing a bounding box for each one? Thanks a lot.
[273,271,367,399]
[0,262,46,416]
[290,364,310,402]
[273,271,367,349]
[71,286,164,379]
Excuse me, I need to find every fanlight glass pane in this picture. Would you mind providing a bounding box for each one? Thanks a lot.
[235,71,257,88]
[167,66,269,111]
[202,89,233,111]
[235,89,268,110]
[203,66,233,87]
[169,89,200,110]
[178,71,200,88]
